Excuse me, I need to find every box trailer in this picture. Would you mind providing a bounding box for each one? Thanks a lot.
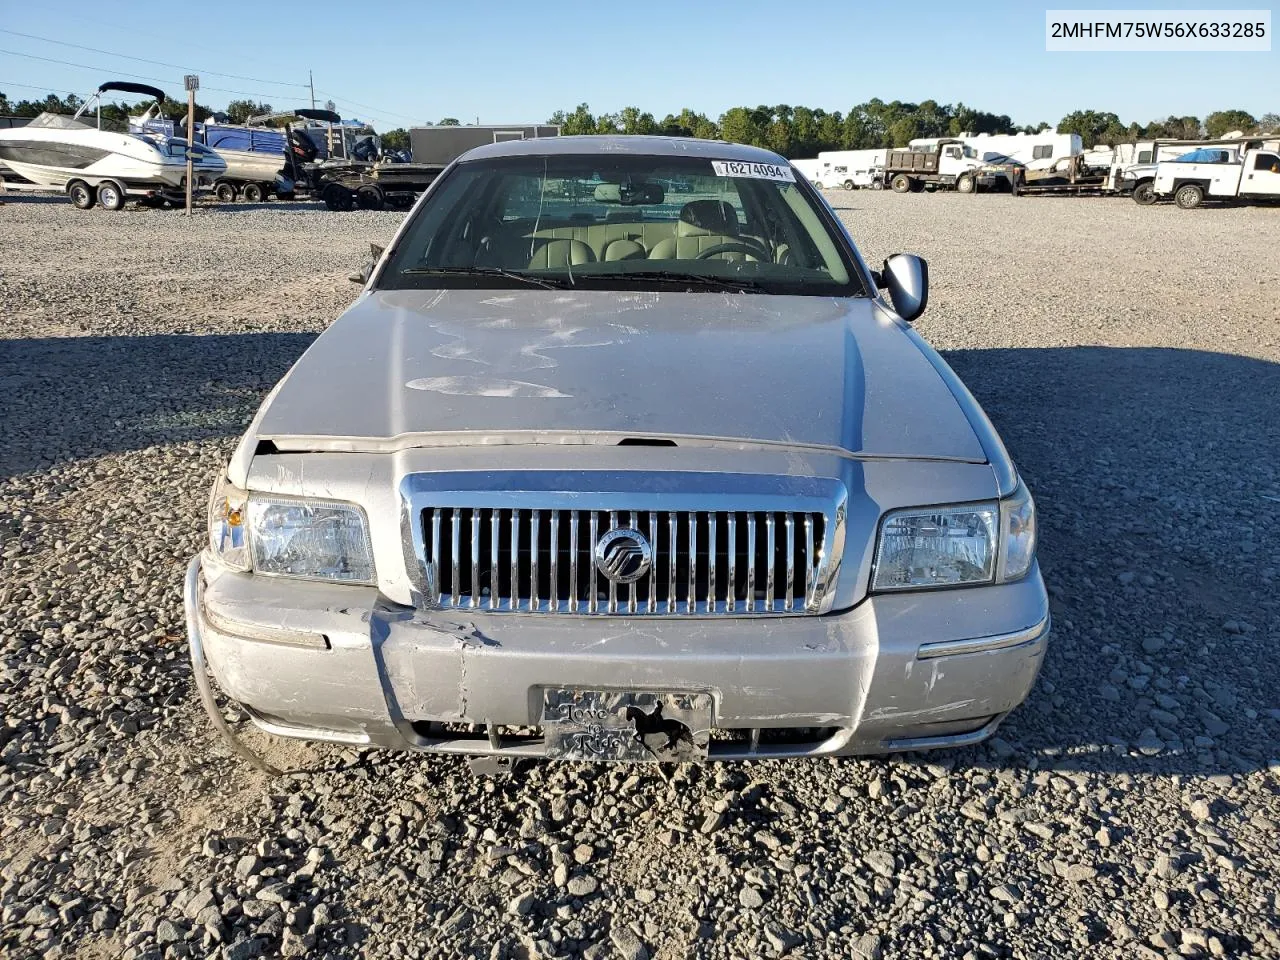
[408,125,560,166]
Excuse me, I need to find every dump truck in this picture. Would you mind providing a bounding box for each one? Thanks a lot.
[881,140,993,193]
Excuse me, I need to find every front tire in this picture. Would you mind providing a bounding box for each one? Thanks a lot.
[956,173,975,194]
[1174,183,1204,209]
[890,173,912,193]
[68,180,96,210]
[1131,181,1156,205]
[870,178,883,190]
[813,180,823,190]
[842,179,854,191]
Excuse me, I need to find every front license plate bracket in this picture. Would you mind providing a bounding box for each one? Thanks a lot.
[541,689,713,762]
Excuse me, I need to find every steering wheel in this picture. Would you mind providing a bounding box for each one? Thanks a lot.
[694,242,767,261]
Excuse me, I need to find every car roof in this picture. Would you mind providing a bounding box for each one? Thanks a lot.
[457,135,789,166]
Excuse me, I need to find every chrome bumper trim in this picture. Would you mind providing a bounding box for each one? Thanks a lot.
[916,614,1050,660]
[883,714,1006,751]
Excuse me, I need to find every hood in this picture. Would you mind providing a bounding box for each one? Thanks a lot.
[253,289,985,462]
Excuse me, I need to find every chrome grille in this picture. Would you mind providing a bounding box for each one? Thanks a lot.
[422,507,829,615]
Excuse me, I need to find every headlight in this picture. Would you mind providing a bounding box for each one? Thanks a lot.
[205,476,375,584]
[871,503,998,591]
[208,475,250,571]
[248,496,375,584]
[871,482,1038,592]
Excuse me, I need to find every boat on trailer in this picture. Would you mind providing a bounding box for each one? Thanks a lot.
[0,81,225,209]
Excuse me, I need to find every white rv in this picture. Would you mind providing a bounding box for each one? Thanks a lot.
[814,149,887,189]
[911,131,1082,172]
[790,158,828,185]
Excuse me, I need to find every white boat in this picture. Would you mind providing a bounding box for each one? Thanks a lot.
[0,81,225,209]
[129,111,294,201]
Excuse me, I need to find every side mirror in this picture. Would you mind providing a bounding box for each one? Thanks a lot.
[349,243,386,284]
[879,253,929,322]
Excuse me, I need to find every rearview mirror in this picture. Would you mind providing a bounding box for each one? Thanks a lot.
[879,253,929,322]
[349,243,386,284]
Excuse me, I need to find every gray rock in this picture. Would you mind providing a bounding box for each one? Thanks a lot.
[851,934,884,960]
[23,904,57,926]
[155,919,186,943]
[610,927,649,960]
[738,886,764,909]
[234,856,261,881]
[441,906,474,933]
[990,884,1023,904]
[566,874,598,898]
[700,810,726,834]
[223,941,263,960]
[508,892,536,916]
[764,924,801,953]
[864,850,896,878]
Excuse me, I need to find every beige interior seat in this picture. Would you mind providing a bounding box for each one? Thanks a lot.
[602,239,647,261]
[527,238,595,269]
[648,200,759,261]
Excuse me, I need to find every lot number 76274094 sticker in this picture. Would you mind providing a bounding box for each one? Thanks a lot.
[711,160,795,182]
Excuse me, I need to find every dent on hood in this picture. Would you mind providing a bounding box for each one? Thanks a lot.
[406,377,573,399]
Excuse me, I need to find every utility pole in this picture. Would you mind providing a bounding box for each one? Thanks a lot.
[184,75,198,216]
[309,70,316,110]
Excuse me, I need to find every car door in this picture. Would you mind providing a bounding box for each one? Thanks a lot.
[1241,151,1280,196]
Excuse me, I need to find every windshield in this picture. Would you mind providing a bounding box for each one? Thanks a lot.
[379,154,864,297]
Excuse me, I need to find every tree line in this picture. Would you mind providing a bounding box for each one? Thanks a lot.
[0,93,285,130]
[4,89,1276,155]
[541,102,1278,154]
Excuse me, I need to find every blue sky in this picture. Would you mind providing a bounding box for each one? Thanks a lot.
[1,0,1274,130]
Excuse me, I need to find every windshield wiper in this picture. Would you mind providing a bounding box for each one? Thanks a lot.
[400,267,567,289]
[593,270,770,293]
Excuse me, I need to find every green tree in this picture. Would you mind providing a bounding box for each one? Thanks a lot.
[225,99,272,124]
[1204,109,1256,137]
[1056,109,1124,147]
[0,91,11,114]
[619,106,659,135]
[816,111,843,152]
[548,103,598,136]
[888,115,926,147]
[437,117,461,126]
[381,128,410,152]
[717,106,764,146]
[1259,112,1280,133]
[1145,115,1201,139]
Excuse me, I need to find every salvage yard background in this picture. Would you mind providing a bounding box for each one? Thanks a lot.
[1,193,1278,960]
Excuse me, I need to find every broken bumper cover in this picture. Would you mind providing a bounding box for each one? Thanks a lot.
[184,554,1049,760]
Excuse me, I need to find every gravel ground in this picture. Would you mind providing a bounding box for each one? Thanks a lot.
[2,190,1278,960]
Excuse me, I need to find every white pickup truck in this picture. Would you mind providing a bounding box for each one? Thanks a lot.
[1152,144,1280,208]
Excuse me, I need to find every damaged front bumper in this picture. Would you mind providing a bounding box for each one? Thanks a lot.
[184,553,1049,761]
